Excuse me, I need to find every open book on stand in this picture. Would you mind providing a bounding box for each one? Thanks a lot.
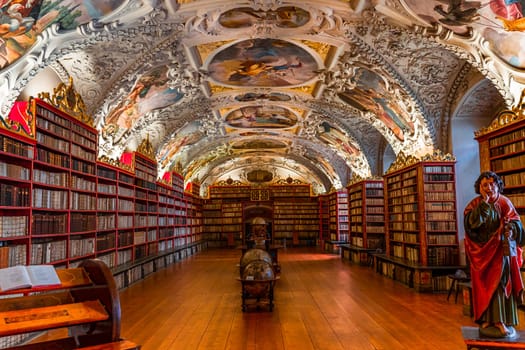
[0,265,61,292]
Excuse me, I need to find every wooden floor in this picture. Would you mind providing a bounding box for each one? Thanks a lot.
[118,247,483,350]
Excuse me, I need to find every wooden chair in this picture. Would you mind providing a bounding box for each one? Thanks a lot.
[0,259,140,350]
[447,269,470,304]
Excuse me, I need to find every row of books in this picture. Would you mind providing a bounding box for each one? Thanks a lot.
[134,214,158,227]
[36,148,70,168]
[1,244,26,267]
[69,237,96,258]
[32,213,67,235]
[488,128,525,147]
[98,197,116,211]
[70,213,97,232]
[425,212,455,220]
[0,184,30,206]
[72,159,96,175]
[0,134,34,159]
[491,153,525,171]
[0,161,30,180]
[31,239,66,264]
[423,165,453,173]
[490,139,525,157]
[426,221,456,231]
[71,174,96,191]
[36,105,72,128]
[427,246,459,266]
[70,192,97,210]
[500,172,525,188]
[32,188,68,209]
[37,129,70,152]
[0,216,28,237]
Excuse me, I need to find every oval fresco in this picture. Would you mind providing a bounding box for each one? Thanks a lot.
[1,0,126,70]
[231,138,287,150]
[208,38,318,87]
[225,106,297,129]
[219,6,310,28]
[403,0,525,69]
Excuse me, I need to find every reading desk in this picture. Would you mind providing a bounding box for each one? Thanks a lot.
[0,259,140,350]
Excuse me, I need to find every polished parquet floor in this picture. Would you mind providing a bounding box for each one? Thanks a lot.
[118,247,480,350]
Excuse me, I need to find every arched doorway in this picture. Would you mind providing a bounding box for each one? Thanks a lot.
[243,203,273,245]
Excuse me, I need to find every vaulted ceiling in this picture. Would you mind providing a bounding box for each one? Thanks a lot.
[2,0,524,196]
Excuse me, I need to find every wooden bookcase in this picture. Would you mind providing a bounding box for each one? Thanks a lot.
[318,193,330,244]
[272,185,318,246]
[376,152,460,292]
[203,185,250,247]
[0,108,34,269]
[475,109,525,224]
[0,96,206,291]
[323,189,348,253]
[343,178,385,265]
[201,184,319,247]
[185,191,203,244]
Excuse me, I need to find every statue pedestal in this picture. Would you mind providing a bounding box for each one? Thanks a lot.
[462,326,525,349]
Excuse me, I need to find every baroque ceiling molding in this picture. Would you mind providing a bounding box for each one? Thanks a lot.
[414,24,515,106]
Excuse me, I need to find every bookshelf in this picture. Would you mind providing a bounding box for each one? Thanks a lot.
[318,193,330,244]
[344,178,385,265]
[201,184,319,247]
[186,191,203,244]
[273,199,318,246]
[0,95,206,290]
[0,118,34,269]
[376,151,460,292]
[475,108,525,224]
[324,189,348,253]
[203,185,250,247]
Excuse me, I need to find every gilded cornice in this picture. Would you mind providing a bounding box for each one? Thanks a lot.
[347,175,382,186]
[38,77,93,127]
[386,150,455,174]
[97,155,134,173]
[475,90,525,137]
[136,134,156,161]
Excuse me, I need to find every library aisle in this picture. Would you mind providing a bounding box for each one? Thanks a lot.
[117,248,480,350]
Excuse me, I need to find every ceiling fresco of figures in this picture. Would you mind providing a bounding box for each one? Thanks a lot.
[1,0,522,196]
[0,0,125,69]
[403,0,525,68]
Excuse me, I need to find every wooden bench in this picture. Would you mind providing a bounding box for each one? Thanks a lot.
[0,259,140,350]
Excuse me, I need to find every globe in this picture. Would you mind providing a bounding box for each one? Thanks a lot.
[241,260,275,297]
[240,248,272,276]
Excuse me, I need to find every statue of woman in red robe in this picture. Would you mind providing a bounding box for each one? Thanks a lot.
[464,171,524,338]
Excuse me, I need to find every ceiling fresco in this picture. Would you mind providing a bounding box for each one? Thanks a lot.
[0,0,523,196]
[403,0,525,68]
[0,0,124,68]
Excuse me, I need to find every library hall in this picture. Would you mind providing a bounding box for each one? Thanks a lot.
[2,0,525,349]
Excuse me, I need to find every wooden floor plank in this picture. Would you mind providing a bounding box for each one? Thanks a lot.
[118,247,487,350]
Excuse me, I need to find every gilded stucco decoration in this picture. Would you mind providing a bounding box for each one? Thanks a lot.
[38,77,93,127]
